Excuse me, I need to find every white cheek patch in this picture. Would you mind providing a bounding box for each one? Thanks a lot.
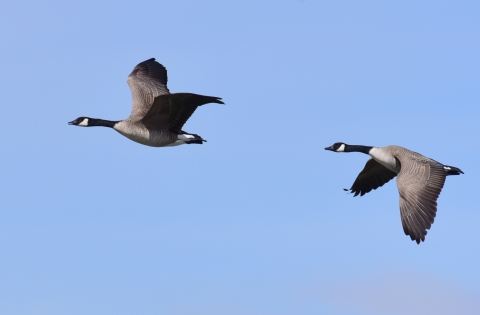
[337,144,345,152]
[78,118,89,127]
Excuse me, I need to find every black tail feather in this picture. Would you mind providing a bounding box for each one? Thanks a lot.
[185,140,205,144]
[180,131,206,144]
[444,165,464,175]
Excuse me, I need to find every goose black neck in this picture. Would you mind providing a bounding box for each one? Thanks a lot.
[88,118,119,128]
[345,144,373,154]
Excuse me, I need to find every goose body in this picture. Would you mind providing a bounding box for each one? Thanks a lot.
[69,58,224,147]
[325,142,463,244]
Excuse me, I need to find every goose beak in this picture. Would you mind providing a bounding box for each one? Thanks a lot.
[325,145,334,151]
[68,120,75,125]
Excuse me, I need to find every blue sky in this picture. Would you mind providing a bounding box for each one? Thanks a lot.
[1,1,479,314]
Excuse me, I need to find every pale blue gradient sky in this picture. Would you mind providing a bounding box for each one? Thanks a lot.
[1,1,479,314]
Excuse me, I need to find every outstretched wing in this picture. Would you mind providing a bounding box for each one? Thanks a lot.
[396,157,446,244]
[127,58,170,120]
[140,93,224,132]
[347,158,397,196]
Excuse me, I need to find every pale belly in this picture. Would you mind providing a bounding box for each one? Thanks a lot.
[114,122,177,147]
[369,147,400,173]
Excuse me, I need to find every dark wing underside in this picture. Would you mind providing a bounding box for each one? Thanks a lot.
[348,158,397,197]
[140,93,224,132]
[397,159,446,244]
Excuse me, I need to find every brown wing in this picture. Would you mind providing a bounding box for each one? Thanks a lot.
[140,93,224,132]
[396,158,446,244]
[348,158,397,197]
[126,58,170,121]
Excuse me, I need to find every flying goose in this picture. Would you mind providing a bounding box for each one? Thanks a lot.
[325,142,463,243]
[69,58,224,147]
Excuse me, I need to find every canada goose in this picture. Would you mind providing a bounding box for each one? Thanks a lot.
[69,58,224,147]
[325,142,463,243]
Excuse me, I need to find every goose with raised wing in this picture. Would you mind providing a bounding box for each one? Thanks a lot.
[69,58,224,146]
[325,142,463,243]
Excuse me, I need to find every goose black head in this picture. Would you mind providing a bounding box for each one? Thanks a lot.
[68,117,90,127]
[325,142,347,152]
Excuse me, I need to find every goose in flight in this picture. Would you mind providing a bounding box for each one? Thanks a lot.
[325,142,463,243]
[69,58,224,146]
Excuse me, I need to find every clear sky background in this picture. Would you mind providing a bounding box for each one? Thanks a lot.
[1,1,479,314]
